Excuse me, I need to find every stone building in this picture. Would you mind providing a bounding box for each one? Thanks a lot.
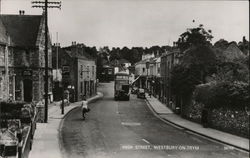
[0,18,13,101]
[54,43,96,102]
[0,13,53,102]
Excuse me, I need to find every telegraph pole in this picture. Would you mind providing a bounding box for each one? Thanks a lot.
[32,0,61,123]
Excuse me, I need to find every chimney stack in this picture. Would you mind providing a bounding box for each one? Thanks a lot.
[19,10,25,15]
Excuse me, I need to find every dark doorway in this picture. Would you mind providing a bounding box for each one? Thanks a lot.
[23,79,33,102]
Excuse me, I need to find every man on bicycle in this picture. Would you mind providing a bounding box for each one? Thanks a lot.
[81,96,90,119]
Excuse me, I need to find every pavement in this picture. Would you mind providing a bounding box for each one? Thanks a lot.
[145,94,249,152]
[28,92,104,158]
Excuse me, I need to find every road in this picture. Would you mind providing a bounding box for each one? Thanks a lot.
[59,82,249,158]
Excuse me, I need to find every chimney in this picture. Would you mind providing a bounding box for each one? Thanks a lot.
[19,10,25,15]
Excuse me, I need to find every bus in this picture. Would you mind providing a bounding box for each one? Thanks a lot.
[98,65,114,82]
[114,72,130,101]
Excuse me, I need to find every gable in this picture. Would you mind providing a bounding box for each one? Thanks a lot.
[224,43,246,61]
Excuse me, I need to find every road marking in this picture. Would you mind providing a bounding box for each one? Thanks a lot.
[121,122,141,126]
[142,139,150,144]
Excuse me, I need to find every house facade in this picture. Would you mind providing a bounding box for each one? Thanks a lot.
[0,19,13,101]
[0,13,53,103]
[59,43,97,102]
[160,49,180,107]
[134,52,155,89]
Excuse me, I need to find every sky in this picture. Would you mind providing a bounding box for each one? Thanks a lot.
[1,0,249,48]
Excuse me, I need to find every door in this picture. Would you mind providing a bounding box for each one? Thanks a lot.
[23,79,32,102]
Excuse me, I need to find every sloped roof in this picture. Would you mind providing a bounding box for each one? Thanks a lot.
[119,58,130,64]
[215,42,246,61]
[224,42,246,60]
[63,45,95,60]
[0,14,42,47]
[134,57,156,65]
[0,18,8,44]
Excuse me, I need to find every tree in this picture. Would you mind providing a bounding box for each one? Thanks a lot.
[194,81,249,109]
[176,25,213,52]
[170,26,215,107]
[215,58,249,83]
[181,45,217,83]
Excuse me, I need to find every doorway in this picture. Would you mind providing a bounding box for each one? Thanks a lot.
[23,79,33,102]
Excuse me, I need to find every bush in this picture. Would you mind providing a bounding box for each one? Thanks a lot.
[194,81,249,109]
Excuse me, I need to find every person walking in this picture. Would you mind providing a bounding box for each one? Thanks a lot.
[148,90,152,98]
[201,106,209,128]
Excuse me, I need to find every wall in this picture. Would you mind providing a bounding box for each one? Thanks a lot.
[135,62,147,76]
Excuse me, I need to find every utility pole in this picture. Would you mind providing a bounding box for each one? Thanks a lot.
[32,0,61,123]
[56,32,59,81]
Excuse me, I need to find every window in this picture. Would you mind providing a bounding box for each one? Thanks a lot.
[80,65,83,78]
[142,68,145,73]
[116,76,129,79]
[87,66,89,78]
[81,81,83,93]
[92,66,95,77]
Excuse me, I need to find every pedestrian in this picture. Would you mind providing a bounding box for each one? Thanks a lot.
[148,90,152,98]
[201,107,209,128]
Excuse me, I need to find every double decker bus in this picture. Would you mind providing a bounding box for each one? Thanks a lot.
[98,65,114,82]
[114,72,130,101]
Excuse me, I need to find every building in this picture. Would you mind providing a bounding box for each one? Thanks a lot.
[0,12,53,102]
[147,56,161,98]
[0,18,12,101]
[134,52,154,89]
[160,49,180,107]
[56,43,97,102]
[111,58,131,74]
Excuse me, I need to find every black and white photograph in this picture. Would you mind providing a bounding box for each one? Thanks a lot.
[0,0,249,158]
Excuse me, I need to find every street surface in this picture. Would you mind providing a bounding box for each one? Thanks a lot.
[59,82,249,158]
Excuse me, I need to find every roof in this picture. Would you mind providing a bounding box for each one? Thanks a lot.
[0,18,8,44]
[215,42,246,61]
[115,71,130,76]
[63,45,95,60]
[119,58,130,64]
[134,57,156,65]
[0,14,43,47]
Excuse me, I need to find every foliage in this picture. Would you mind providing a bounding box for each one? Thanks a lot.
[193,81,249,109]
[100,45,170,65]
[182,45,217,82]
[170,45,217,100]
[214,57,249,83]
[170,64,200,97]
[176,25,213,52]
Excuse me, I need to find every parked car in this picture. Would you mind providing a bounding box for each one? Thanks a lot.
[137,88,146,99]
[131,87,138,94]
